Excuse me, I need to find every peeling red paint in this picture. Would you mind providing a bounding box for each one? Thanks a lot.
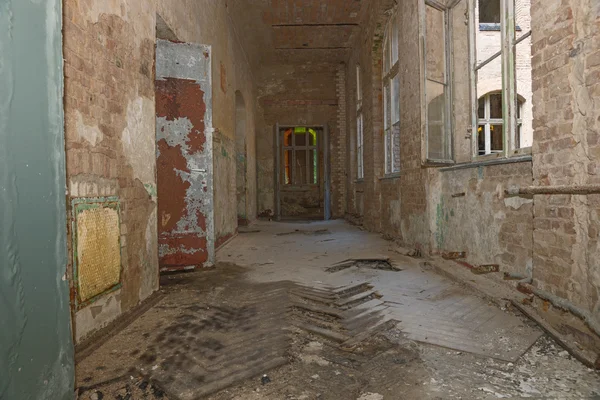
[158,234,208,267]
[157,140,190,233]
[156,78,206,153]
[156,77,209,271]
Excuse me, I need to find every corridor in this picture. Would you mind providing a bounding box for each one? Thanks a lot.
[3,0,600,399]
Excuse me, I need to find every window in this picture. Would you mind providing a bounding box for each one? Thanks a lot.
[479,0,500,24]
[472,0,532,157]
[424,2,452,162]
[356,65,364,179]
[477,93,524,155]
[282,127,318,185]
[383,8,400,174]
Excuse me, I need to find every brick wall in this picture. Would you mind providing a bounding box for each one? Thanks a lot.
[334,64,348,217]
[531,0,600,311]
[63,0,158,342]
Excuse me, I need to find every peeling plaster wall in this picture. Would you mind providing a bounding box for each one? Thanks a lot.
[156,0,259,247]
[0,0,74,398]
[531,0,600,313]
[63,0,159,343]
[429,163,534,275]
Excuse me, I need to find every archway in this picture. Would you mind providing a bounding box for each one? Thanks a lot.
[235,91,248,225]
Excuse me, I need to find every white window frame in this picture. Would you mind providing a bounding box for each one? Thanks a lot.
[383,8,401,175]
[477,92,523,155]
[356,65,364,179]
[469,0,532,159]
[422,0,455,165]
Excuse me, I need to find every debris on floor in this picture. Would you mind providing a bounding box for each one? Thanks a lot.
[76,221,600,400]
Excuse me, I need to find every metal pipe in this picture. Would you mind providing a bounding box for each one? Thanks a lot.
[519,283,600,338]
[505,184,600,196]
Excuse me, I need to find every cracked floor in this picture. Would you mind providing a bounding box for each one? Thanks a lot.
[77,221,600,399]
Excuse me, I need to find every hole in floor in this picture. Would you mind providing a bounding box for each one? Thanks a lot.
[326,259,400,273]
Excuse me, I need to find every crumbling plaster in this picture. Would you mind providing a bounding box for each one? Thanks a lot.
[64,0,259,342]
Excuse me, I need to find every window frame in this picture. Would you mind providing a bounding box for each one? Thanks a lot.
[477,92,524,156]
[382,8,401,175]
[281,127,319,186]
[422,0,455,165]
[356,65,364,180]
[469,0,532,160]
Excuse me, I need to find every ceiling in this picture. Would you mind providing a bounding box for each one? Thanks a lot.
[227,0,369,72]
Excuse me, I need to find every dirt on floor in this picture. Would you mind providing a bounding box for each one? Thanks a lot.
[76,221,600,400]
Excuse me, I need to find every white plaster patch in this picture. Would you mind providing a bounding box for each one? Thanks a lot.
[75,289,122,343]
[122,97,156,185]
[504,196,533,210]
[76,111,103,146]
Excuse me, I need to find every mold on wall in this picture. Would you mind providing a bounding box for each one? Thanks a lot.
[0,0,75,398]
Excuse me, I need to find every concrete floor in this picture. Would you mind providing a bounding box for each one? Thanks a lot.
[77,220,600,399]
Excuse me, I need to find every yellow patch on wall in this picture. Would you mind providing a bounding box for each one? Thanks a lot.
[75,205,121,303]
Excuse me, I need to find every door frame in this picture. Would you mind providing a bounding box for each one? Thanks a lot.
[274,124,331,221]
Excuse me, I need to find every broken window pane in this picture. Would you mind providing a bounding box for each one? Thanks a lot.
[479,0,500,24]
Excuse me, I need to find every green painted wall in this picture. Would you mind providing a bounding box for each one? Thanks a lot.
[0,0,75,399]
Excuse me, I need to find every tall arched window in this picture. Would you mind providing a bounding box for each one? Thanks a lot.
[382,8,400,174]
[477,92,524,155]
